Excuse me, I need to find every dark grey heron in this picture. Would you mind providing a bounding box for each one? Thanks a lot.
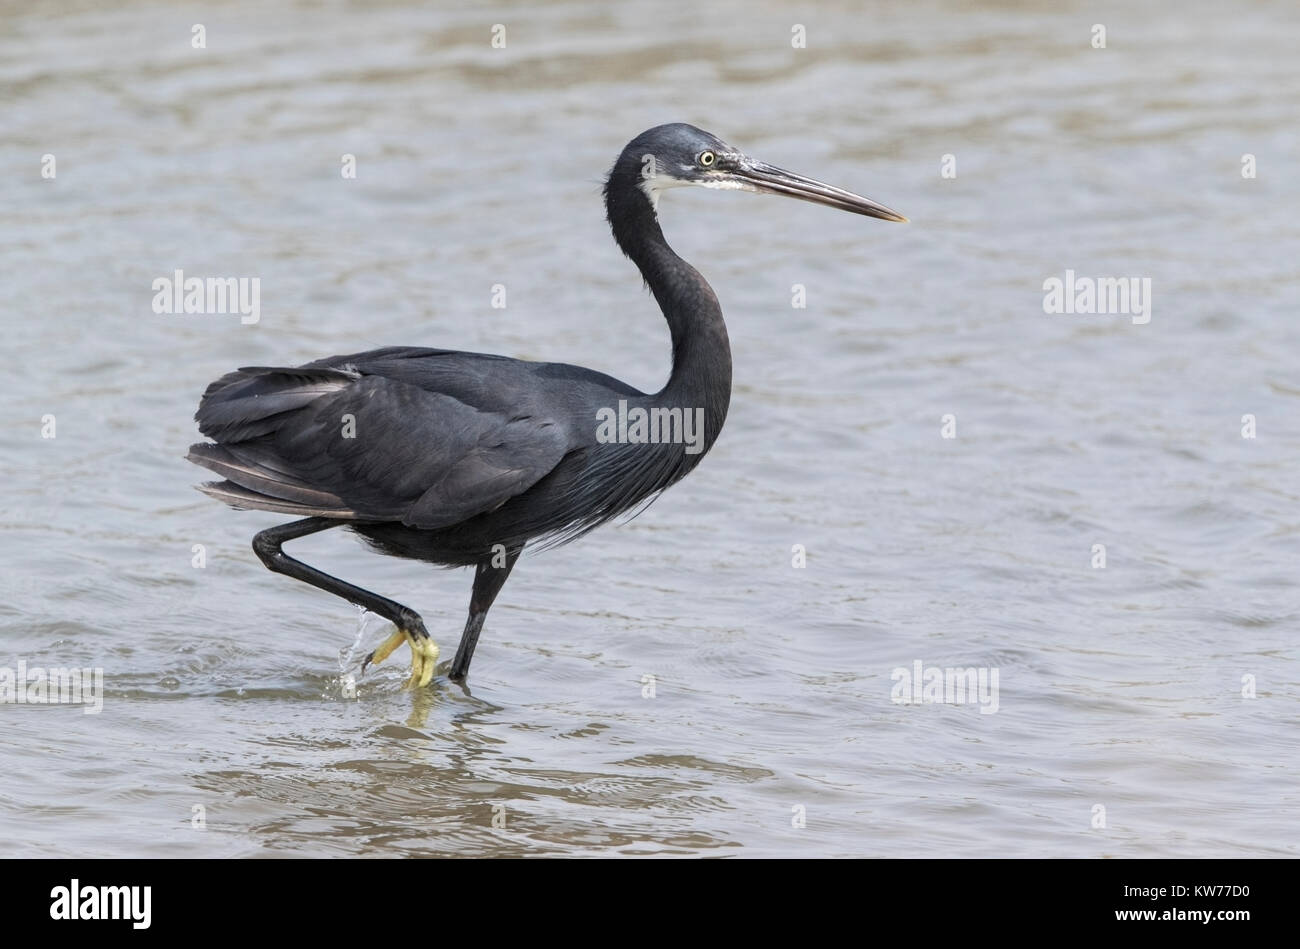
[188,123,905,687]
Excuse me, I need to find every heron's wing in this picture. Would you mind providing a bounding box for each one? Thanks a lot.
[189,365,571,528]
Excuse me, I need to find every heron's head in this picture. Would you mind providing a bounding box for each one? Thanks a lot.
[614,122,907,223]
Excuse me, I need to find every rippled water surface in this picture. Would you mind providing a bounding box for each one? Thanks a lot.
[2,0,1298,857]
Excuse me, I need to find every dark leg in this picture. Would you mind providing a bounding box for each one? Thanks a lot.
[252,517,438,687]
[449,547,521,681]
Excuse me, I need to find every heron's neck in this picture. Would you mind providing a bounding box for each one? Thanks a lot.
[605,177,732,454]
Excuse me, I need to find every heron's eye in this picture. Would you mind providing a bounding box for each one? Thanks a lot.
[698,150,716,167]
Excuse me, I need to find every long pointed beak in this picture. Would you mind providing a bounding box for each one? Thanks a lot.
[732,159,908,222]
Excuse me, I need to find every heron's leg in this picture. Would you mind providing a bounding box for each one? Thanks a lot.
[251,518,439,688]
[449,547,521,681]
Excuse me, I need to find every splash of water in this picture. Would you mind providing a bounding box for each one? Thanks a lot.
[332,606,379,699]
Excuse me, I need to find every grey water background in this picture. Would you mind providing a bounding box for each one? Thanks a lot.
[1,0,1297,857]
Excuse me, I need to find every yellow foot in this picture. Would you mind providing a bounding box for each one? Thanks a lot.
[405,633,439,689]
[363,627,440,689]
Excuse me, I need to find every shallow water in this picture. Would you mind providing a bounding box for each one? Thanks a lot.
[1,0,1298,857]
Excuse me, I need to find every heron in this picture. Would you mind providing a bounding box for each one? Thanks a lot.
[188,123,905,687]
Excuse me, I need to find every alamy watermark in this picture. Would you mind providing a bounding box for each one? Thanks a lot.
[50,880,150,929]
[1042,269,1151,324]
[890,660,999,714]
[595,400,706,454]
[152,269,260,324]
[0,660,104,714]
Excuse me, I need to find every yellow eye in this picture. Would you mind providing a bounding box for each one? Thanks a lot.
[699,150,716,167]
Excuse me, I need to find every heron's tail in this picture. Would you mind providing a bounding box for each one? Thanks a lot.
[188,365,363,518]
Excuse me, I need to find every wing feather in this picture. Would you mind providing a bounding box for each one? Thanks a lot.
[189,362,572,527]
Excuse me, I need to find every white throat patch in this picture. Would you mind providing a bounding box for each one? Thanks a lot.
[638,167,692,210]
[638,169,754,210]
